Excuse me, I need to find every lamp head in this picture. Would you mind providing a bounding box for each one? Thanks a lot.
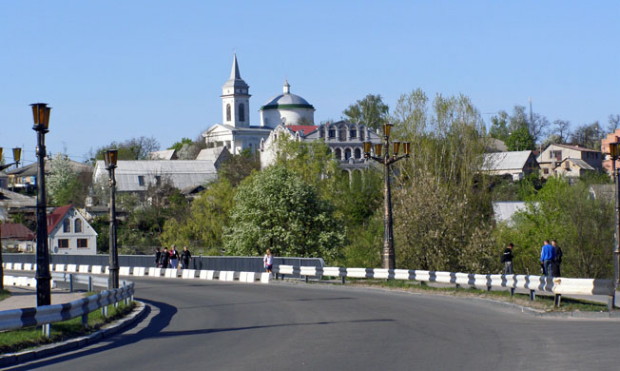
[30,103,51,131]
[104,149,118,170]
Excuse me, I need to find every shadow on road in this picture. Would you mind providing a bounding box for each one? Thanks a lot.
[6,298,177,370]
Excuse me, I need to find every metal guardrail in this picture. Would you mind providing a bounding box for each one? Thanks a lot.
[0,274,135,336]
[276,265,616,308]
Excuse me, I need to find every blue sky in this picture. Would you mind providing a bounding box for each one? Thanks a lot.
[1,1,618,163]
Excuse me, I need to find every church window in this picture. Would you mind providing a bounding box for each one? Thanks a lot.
[319,127,325,138]
[360,130,365,141]
[345,148,352,160]
[350,129,357,138]
[335,148,342,160]
[75,219,82,233]
[339,127,346,141]
[239,103,245,122]
[329,129,335,138]
[226,104,231,122]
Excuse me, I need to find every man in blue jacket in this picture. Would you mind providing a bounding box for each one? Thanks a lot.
[540,240,555,277]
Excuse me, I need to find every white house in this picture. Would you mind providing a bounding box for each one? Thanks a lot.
[537,143,602,178]
[481,150,539,180]
[47,205,97,255]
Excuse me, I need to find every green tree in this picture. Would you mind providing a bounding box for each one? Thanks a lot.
[218,149,260,187]
[224,166,345,260]
[169,138,193,151]
[495,177,613,278]
[92,136,160,161]
[47,154,85,206]
[570,121,604,149]
[160,178,234,253]
[343,94,389,129]
[505,126,535,151]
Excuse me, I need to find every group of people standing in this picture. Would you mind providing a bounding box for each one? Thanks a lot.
[155,245,192,269]
[501,240,563,277]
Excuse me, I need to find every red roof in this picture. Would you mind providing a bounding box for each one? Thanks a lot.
[46,204,73,234]
[0,223,35,241]
[286,125,318,136]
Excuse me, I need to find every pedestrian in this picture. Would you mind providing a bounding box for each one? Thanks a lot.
[263,249,273,274]
[169,245,180,269]
[551,240,563,277]
[540,240,555,277]
[160,247,170,268]
[155,247,162,267]
[181,246,192,269]
[501,243,514,274]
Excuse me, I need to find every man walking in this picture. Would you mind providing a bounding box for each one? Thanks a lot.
[551,240,563,277]
[501,243,514,274]
[540,240,555,277]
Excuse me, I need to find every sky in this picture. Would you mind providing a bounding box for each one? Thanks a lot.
[1,1,618,164]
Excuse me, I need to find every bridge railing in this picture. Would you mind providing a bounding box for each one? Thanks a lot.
[276,265,616,308]
[0,274,134,337]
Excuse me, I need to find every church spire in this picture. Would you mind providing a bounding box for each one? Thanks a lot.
[283,80,290,94]
[230,53,242,80]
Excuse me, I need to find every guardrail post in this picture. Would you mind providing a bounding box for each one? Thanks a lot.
[42,323,50,338]
[305,275,309,283]
[554,294,562,308]
[529,290,536,301]
[510,288,515,296]
[88,276,93,292]
[341,276,345,284]
[102,305,108,317]
[69,274,74,293]
[486,286,491,292]
[608,296,614,312]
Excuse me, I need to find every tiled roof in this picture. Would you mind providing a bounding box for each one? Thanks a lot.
[0,223,35,240]
[46,204,72,235]
[287,125,318,136]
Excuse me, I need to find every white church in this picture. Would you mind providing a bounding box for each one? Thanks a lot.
[202,55,382,174]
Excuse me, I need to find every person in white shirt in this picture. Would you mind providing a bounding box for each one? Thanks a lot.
[263,249,273,273]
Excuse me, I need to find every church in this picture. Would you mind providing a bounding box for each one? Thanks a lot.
[202,55,382,175]
[201,55,316,155]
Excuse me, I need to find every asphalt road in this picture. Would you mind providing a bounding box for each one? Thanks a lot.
[7,278,620,371]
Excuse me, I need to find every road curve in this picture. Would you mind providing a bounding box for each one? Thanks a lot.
[7,277,620,371]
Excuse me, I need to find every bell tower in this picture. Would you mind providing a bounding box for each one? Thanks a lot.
[221,54,251,127]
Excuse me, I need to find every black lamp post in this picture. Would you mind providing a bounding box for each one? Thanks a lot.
[363,123,411,269]
[104,149,119,289]
[608,139,620,306]
[31,103,52,306]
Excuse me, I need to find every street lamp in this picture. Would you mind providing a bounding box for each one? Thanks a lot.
[31,103,52,306]
[104,149,119,289]
[12,147,21,169]
[363,123,411,269]
[607,139,620,306]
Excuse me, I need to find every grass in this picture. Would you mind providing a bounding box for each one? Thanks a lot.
[0,289,11,302]
[343,279,610,312]
[0,300,135,355]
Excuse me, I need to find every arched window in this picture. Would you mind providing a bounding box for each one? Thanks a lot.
[339,126,346,141]
[238,103,245,122]
[354,148,362,159]
[226,104,231,122]
[335,148,342,160]
[319,126,325,138]
[63,219,71,233]
[345,148,352,160]
[74,219,82,233]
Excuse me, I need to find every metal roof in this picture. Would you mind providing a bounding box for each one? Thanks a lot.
[481,151,533,171]
[93,160,217,192]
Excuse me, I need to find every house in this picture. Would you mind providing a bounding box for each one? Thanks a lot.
[601,130,620,176]
[5,156,93,192]
[537,144,602,178]
[0,222,35,252]
[47,205,97,255]
[92,160,218,193]
[260,120,383,176]
[195,147,231,170]
[492,201,531,226]
[149,149,178,160]
[481,151,539,181]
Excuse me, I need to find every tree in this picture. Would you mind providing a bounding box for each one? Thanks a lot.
[607,114,620,134]
[343,94,389,129]
[570,121,604,149]
[47,153,85,206]
[224,166,345,260]
[92,136,160,161]
[170,135,206,160]
[160,178,234,253]
[495,177,613,278]
[488,111,510,142]
[218,149,260,187]
[505,126,535,151]
[390,89,499,273]
[169,138,193,151]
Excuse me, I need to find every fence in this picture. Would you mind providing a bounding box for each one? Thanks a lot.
[0,273,134,337]
[275,265,616,309]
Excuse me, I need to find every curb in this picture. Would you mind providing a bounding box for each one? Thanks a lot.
[0,300,148,368]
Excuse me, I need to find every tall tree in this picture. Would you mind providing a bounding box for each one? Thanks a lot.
[92,136,160,161]
[47,153,85,206]
[343,94,389,129]
[218,149,260,187]
[224,166,345,260]
[505,126,536,151]
[570,121,604,149]
[607,114,620,133]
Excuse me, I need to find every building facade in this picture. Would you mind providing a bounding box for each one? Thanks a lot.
[47,205,97,255]
[537,143,602,178]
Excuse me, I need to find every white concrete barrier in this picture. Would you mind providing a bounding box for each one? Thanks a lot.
[53,264,65,272]
[66,264,78,273]
[260,272,271,283]
[133,267,146,276]
[78,265,90,273]
[23,263,34,271]
[199,270,218,280]
[148,267,163,277]
[219,271,236,281]
[91,265,104,274]
[182,269,197,279]
[5,263,13,270]
[119,267,131,276]
[13,263,23,271]
[164,268,179,278]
